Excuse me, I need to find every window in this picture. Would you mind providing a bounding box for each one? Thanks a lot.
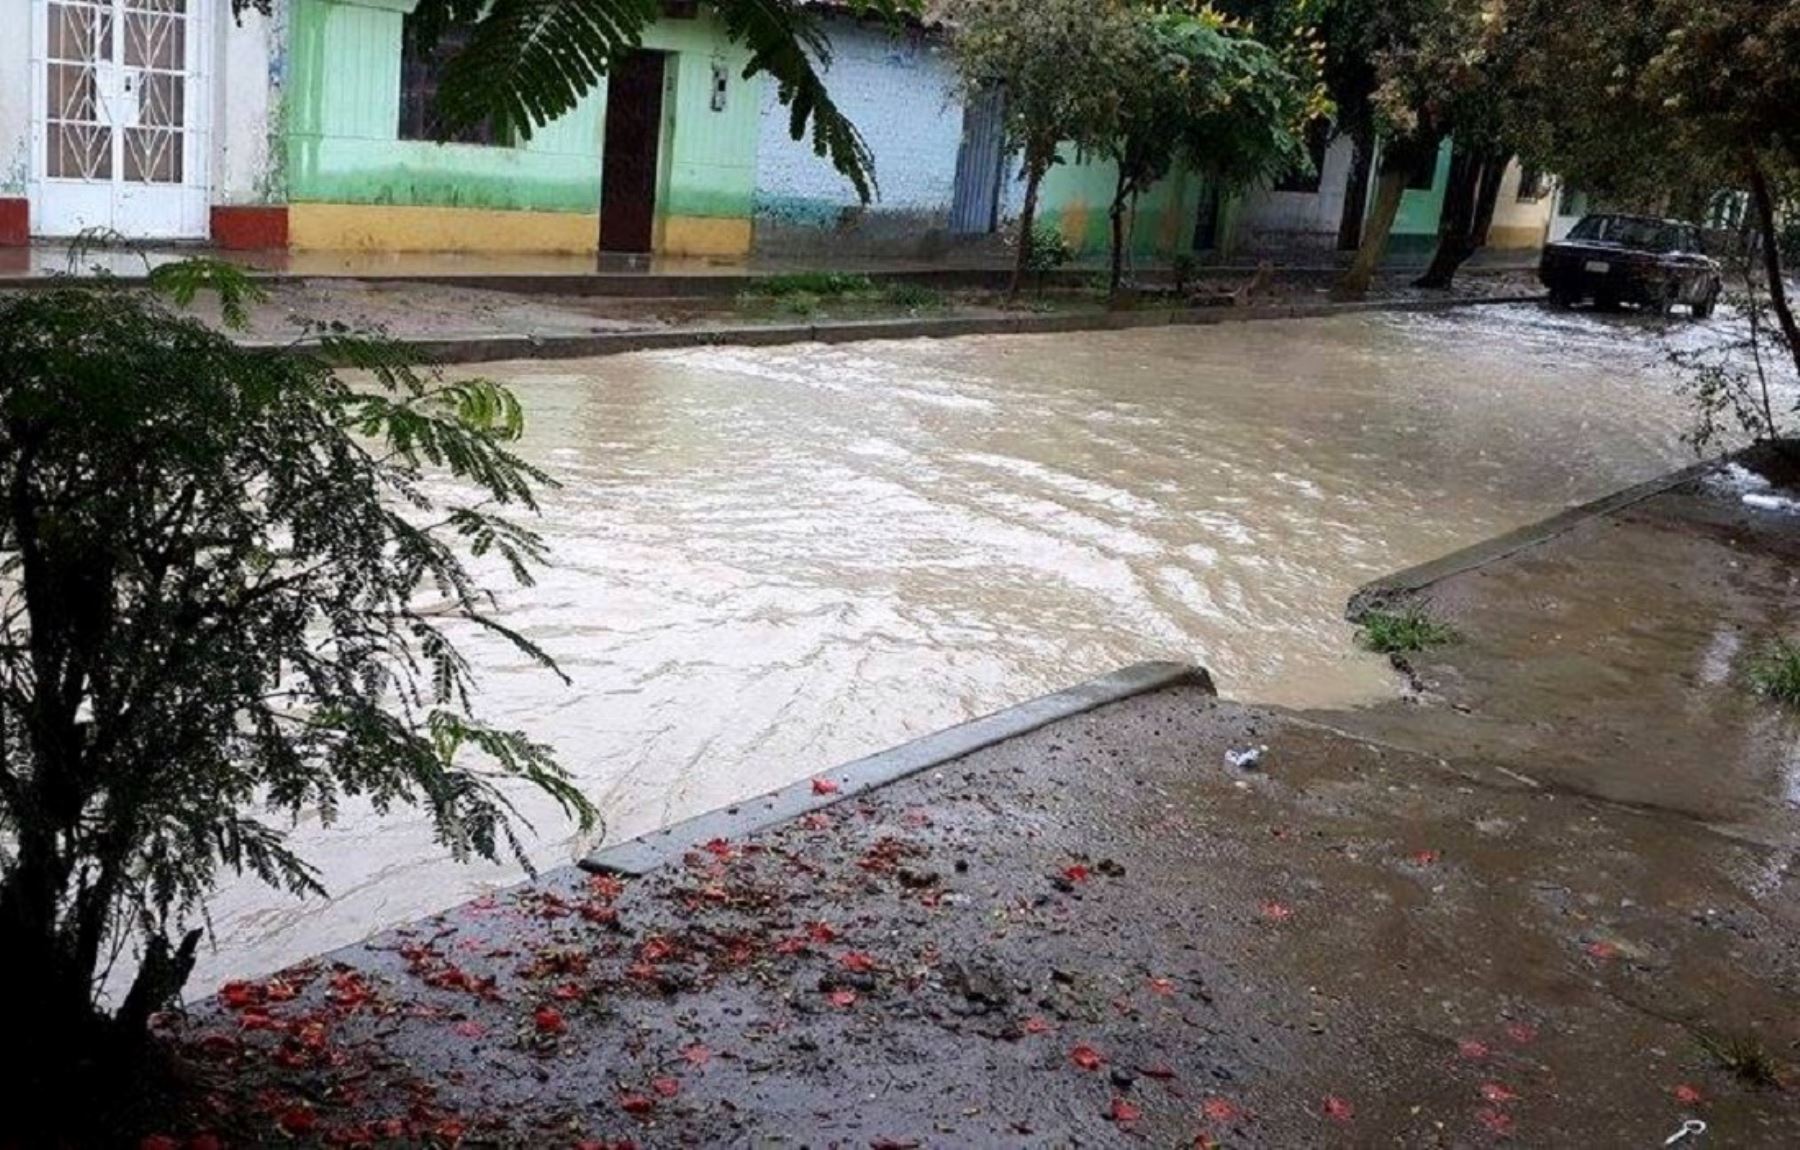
[1567,214,1678,252]
[1272,121,1332,194]
[1515,164,1548,203]
[398,22,506,146]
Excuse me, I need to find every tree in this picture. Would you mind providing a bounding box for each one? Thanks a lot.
[231,0,922,204]
[1397,0,1534,289]
[0,267,595,1134]
[1102,8,1312,294]
[1524,0,1800,391]
[944,0,1144,298]
[1305,0,1453,298]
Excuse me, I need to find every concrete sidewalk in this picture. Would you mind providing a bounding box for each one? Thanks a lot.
[146,452,1800,1146]
[0,241,1540,294]
[0,264,1544,367]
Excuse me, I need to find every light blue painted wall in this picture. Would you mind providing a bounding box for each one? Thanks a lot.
[754,16,963,226]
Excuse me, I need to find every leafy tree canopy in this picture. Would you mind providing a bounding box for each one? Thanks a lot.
[0,267,593,1127]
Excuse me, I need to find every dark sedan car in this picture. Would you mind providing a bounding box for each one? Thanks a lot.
[1538,214,1723,318]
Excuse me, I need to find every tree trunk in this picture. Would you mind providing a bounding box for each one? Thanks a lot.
[1469,156,1508,248]
[1010,144,1050,302]
[1747,157,1800,385]
[1415,146,1480,289]
[1335,167,1409,300]
[1109,170,1129,298]
[1336,123,1374,252]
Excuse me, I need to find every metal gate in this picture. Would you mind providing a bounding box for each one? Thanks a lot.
[29,0,212,239]
[949,87,1006,235]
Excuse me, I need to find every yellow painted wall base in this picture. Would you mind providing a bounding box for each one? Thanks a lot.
[661,216,753,258]
[1488,224,1548,250]
[288,203,600,253]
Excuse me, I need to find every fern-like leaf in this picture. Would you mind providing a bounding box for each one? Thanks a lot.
[410,0,913,203]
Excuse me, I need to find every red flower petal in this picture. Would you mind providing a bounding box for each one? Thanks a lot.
[452,1020,487,1038]
[1504,1021,1538,1045]
[1322,1095,1354,1123]
[1584,940,1619,960]
[807,921,839,943]
[1023,1016,1053,1035]
[1201,1097,1241,1122]
[1476,1107,1515,1134]
[618,1092,656,1115]
[1480,1082,1519,1103]
[651,1076,681,1098]
[1458,1038,1491,1060]
[1070,1044,1105,1071]
[1674,1083,1703,1105]
[534,1006,566,1034]
[1259,900,1294,922]
[681,1042,712,1066]
[277,1106,317,1135]
[1107,1096,1142,1123]
[828,989,858,1008]
[1411,850,1441,865]
[139,1137,181,1150]
[1148,977,1175,995]
[811,778,841,795]
[839,950,878,973]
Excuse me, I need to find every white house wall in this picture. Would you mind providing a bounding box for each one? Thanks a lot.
[213,0,283,206]
[1229,134,1359,256]
[1,6,30,206]
[753,15,966,256]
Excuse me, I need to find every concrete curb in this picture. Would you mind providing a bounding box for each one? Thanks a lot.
[1346,455,1728,620]
[284,293,1547,367]
[581,660,1213,876]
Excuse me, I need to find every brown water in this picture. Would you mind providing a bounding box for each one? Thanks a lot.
[195,305,1705,991]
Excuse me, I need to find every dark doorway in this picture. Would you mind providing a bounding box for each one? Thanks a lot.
[1192,181,1221,252]
[599,51,667,254]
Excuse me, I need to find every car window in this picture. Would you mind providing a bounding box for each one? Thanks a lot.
[1568,215,1676,251]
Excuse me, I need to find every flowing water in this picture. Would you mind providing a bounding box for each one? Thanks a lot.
[195,303,1707,991]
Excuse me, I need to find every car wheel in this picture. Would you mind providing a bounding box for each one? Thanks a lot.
[1692,282,1720,320]
[1656,281,1681,319]
[1547,289,1576,309]
[1594,292,1621,313]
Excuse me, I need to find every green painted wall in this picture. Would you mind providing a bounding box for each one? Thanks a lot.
[1377,138,1453,254]
[1036,148,1204,260]
[284,1,758,220]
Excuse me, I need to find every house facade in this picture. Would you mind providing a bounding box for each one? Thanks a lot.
[0,2,1557,266]
[3,0,769,255]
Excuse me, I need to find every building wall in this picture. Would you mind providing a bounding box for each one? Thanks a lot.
[282,0,756,254]
[0,5,29,243]
[1386,139,1453,255]
[1020,150,1203,261]
[1487,159,1554,250]
[752,15,963,257]
[211,2,288,247]
[1229,135,1359,256]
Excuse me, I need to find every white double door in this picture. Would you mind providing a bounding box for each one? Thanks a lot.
[30,0,211,239]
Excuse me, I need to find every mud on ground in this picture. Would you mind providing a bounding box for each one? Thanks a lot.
[146,453,1800,1147]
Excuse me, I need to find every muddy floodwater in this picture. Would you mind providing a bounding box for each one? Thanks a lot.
[196,304,1707,991]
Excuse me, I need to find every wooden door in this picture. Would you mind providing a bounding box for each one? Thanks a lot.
[599,51,666,254]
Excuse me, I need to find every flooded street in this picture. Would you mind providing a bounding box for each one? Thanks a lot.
[197,304,1706,991]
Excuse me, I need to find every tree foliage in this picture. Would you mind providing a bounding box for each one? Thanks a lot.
[1103,7,1311,291]
[1521,0,1800,422]
[944,0,1146,295]
[232,0,921,204]
[0,268,594,1124]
